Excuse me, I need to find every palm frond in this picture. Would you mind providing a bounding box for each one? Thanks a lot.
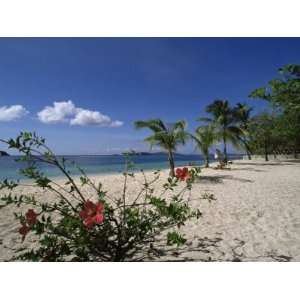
[174,130,190,146]
[144,135,160,150]
[191,125,217,158]
[173,120,187,131]
[134,119,166,132]
[135,118,189,153]
[206,99,230,117]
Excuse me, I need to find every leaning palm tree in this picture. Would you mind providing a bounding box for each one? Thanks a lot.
[234,103,253,160]
[191,125,216,168]
[134,119,189,177]
[199,99,242,164]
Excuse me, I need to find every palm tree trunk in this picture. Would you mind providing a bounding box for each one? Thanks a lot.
[204,150,209,167]
[205,156,209,168]
[245,144,252,160]
[223,133,228,164]
[168,150,175,177]
[264,141,269,161]
[246,150,251,160]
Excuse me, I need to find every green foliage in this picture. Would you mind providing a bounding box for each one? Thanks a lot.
[167,231,187,246]
[0,132,203,262]
[232,103,254,159]
[247,112,275,161]
[191,125,217,167]
[250,64,300,111]
[249,64,300,158]
[198,99,243,163]
[134,119,189,151]
[134,119,190,176]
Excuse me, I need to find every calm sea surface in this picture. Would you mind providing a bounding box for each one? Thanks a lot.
[0,153,243,180]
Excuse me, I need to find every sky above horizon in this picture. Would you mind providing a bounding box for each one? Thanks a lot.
[1,38,300,155]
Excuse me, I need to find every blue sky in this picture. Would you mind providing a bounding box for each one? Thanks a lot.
[1,38,300,154]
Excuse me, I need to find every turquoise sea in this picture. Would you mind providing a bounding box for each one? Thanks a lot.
[0,153,243,180]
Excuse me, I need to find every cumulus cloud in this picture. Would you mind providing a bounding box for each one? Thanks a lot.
[70,109,111,126]
[37,100,77,124]
[0,105,28,122]
[37,100,123,127]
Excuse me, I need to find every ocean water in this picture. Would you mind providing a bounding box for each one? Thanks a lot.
[0,153,243,181]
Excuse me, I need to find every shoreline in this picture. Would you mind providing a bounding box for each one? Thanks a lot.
[5,161,203,183]
[0,154,245,182]
[13,157,295,183]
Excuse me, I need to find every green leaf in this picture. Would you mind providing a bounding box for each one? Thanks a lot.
[167,231,186,246]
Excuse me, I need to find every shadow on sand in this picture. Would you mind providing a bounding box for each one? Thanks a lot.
[197,174,253,184]
[233,161,296,166]
[156,236,224,262]
[155,236,293,262]
[229,167,266,172]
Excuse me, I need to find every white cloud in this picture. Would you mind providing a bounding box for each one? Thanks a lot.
[0,105,28,122]
[70,109,111,126]
[37,100,123,127]
[37,100,76,124]
[110,120,124,127]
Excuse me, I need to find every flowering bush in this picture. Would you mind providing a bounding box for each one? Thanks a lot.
[0,132,203,261]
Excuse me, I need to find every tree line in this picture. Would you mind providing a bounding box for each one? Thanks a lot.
[135,64,300,176]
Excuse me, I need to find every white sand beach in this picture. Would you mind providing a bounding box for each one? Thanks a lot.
[1,159,300,261]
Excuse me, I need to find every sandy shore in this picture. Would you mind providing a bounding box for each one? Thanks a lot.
[1,159,300,261]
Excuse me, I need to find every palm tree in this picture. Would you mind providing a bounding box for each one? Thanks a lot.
[134,119,189,177]
[199,100,242,164]
[234,103,253,160]
[191,125,216,168]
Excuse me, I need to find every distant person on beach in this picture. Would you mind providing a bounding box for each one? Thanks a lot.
[214,150,218,161]
[214,149,224,166]
[214,149,221,161]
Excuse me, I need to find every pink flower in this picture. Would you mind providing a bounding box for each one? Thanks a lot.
[18,209,39,240]
[25,209,38,226]
[19,223,30,240]
[79,200,104,228]
[175,167,191,181]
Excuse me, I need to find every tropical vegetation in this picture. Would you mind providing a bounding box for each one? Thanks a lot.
[134,119,189,176]
[249,64,300,159]
[198,99,243,163]
[0,132,202,261]
[135,64,300,168]
[233,103,253,160]
[190,125,216,167]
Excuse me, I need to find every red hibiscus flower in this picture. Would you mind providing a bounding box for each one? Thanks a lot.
[18,209,39,240]
[19,223,30,240]
[175,167,191,181]
[25,209,38,226]
[79,200,104,228]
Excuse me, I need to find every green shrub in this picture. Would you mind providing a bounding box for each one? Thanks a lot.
[0,132,202,261]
